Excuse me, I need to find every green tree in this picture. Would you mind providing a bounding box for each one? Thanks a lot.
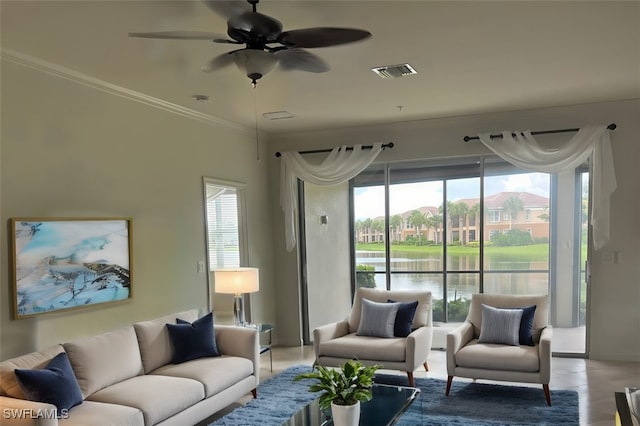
[371,218,385,243]
[362,218,372,242]
[468,203,480,242]
[502,196,524,230]
[389,214,403,243]
[451,202,469,244]
[407,210,426,245]
[425,214,443,244]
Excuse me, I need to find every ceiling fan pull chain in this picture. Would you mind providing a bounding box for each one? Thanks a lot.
[253,85,260,162]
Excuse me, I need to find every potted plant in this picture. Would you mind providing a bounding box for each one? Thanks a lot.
[294,360,380,426]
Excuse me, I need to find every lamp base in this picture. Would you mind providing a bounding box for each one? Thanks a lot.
[233,293,246,326]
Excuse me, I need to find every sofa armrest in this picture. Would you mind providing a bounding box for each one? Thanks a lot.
[0,397,59,426]
[405,326,432,370]
[215,325,259,374]
[446,321,474,376]
[538,325,553,383]
[313,321,350,360]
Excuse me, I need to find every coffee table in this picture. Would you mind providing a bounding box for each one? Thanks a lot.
[283,383,420,426]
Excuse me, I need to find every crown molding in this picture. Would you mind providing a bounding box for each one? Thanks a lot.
[1,48,248,131]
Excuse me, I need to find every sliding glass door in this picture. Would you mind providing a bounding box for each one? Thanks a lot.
[351,156,589,354]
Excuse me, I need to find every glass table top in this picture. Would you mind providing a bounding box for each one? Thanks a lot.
[283,383,420,426]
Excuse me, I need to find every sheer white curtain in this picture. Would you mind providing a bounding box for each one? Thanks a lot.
[478,125,616,249]
[280,143,383,251]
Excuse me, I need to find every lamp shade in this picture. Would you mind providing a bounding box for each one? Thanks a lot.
[232,49,278,83]
[214,267,259,294]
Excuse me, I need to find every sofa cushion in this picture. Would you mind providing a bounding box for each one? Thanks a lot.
[455,339,540,372]
[86,375,204,426]
[467,294,549,342]
[150,355,253,398]
[166,312,220,364]
[319,333,406,363]
[0,344,65,399]
[63,400,144,426]
[14,352,83,414]
[517,305,537,346]
[388,299,419,337]
[478,304,523,346]
[349,288,431,333]
[63,326,143,398]
[134,309,199,373]
[356,298,399,338]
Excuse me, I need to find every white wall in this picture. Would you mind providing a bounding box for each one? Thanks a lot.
[268,99,640,361]
[0,58,277,359]
[304,182,353,339]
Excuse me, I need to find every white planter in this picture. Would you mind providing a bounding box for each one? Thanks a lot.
[331,401,361,426]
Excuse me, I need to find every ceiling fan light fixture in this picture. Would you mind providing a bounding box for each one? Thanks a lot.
[232,49,278,84]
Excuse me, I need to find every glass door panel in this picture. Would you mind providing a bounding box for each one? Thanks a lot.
[389,181,444,271]
[390,273,444,321]
[354,183,387,289]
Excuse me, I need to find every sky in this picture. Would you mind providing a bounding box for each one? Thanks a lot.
[354,172,550,220]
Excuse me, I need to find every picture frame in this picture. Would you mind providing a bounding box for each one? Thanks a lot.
[10,218,133,319]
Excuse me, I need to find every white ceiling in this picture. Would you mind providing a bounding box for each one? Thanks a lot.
[2,1,639,134]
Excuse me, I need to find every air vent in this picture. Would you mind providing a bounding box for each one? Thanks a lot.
[371,63,417,79]
[262,111,295,120]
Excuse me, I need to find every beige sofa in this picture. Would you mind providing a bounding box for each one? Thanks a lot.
[0,309,259,426]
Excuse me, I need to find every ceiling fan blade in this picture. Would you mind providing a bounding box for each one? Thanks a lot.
[201,52,236,73]
[201,0,251,19]
[277,28,371,48]
[275,48,329,73]
[128,31,227,40]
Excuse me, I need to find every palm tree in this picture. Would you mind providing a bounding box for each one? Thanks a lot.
[389,214,403,243]
[362,218,372,242]
[426,214,443,244]
[371,218,385,243]
[502,196,525,230]
[453,202,469,244]
[439,201,457,244]
[467,203,480,242]
[407,210,426,245]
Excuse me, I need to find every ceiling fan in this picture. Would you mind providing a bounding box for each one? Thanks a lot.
[129,0,372,86]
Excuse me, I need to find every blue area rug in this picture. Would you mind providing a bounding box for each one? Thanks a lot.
[211,365,579,425]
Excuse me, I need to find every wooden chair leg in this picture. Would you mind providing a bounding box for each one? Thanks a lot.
[406,371,415,387]
[445,376,454,396]
[251,389,257,399]
[543,384,551,406]
[423,361,429,372]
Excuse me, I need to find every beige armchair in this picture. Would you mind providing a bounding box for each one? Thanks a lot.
[446,293,553,405]
[313,287,433,387]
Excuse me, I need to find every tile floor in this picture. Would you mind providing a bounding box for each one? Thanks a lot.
[257,345,639,426]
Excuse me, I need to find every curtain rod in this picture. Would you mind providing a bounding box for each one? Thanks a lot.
[274,142,394,158]
[463,123,616,142]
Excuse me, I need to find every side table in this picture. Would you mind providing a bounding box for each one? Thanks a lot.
[244,323,273,372]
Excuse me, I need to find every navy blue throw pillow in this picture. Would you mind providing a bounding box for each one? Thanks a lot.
[517,305,537,346]
[388,299,419,337]
[166,312,220,363]
[14,352,83,415]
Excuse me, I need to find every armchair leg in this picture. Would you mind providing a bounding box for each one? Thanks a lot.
[445,376,453,396]
[543,384,551,406]
[251,389,257,399]
[423,361,429,372]
[406,372,415,387]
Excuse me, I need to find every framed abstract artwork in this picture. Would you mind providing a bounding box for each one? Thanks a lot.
[10,218,133,319]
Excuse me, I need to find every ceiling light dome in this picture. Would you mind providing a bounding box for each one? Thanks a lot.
[232,49,278,86]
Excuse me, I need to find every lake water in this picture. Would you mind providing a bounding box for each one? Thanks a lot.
[356,250,550,301]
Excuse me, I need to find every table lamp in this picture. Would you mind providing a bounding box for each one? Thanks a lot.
[214,267,259,326]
